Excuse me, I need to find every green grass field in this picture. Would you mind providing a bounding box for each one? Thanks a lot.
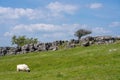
[0,43,120,80]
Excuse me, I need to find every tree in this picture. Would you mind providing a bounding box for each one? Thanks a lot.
[12,35,38,46]
[74,29,92,40]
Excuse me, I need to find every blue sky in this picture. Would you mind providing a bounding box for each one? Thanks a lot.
[0,0,120,46]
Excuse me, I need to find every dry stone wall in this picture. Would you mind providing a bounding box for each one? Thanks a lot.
[0,36,120,56]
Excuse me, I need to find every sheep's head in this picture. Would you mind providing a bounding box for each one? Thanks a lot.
[26,68,30,72]
[27,70,30,72]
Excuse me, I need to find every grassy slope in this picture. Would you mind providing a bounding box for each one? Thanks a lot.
[0,43,120,80]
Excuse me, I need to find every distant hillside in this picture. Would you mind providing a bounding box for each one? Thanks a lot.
[0,42,120,80]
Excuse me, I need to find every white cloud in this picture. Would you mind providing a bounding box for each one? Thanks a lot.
[0,7,39,19]
[12,23,88,33]
[109,21,120,27]
[4,23,88,41]
[43,32,65,38]
[4,32,13,37]
[92,27,110,34]
[0,6,61,20]
[46,2,78,14]
[89,3,103,9]
[0,2,78,21]
[13,24,62,32]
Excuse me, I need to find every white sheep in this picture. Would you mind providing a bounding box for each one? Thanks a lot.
[17,64,30,72]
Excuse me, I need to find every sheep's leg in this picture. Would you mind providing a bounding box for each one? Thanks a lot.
[17,68,20,72]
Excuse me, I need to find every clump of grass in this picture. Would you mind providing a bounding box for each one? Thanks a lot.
[56,72,64,78]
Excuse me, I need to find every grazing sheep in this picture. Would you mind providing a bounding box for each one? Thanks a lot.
[17,64,30,72]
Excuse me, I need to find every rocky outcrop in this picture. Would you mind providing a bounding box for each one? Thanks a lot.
[0,41,62,56]
[80,36,116,46]
[0,36,119,56]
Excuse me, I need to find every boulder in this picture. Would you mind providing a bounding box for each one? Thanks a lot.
[81,41,90,47]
